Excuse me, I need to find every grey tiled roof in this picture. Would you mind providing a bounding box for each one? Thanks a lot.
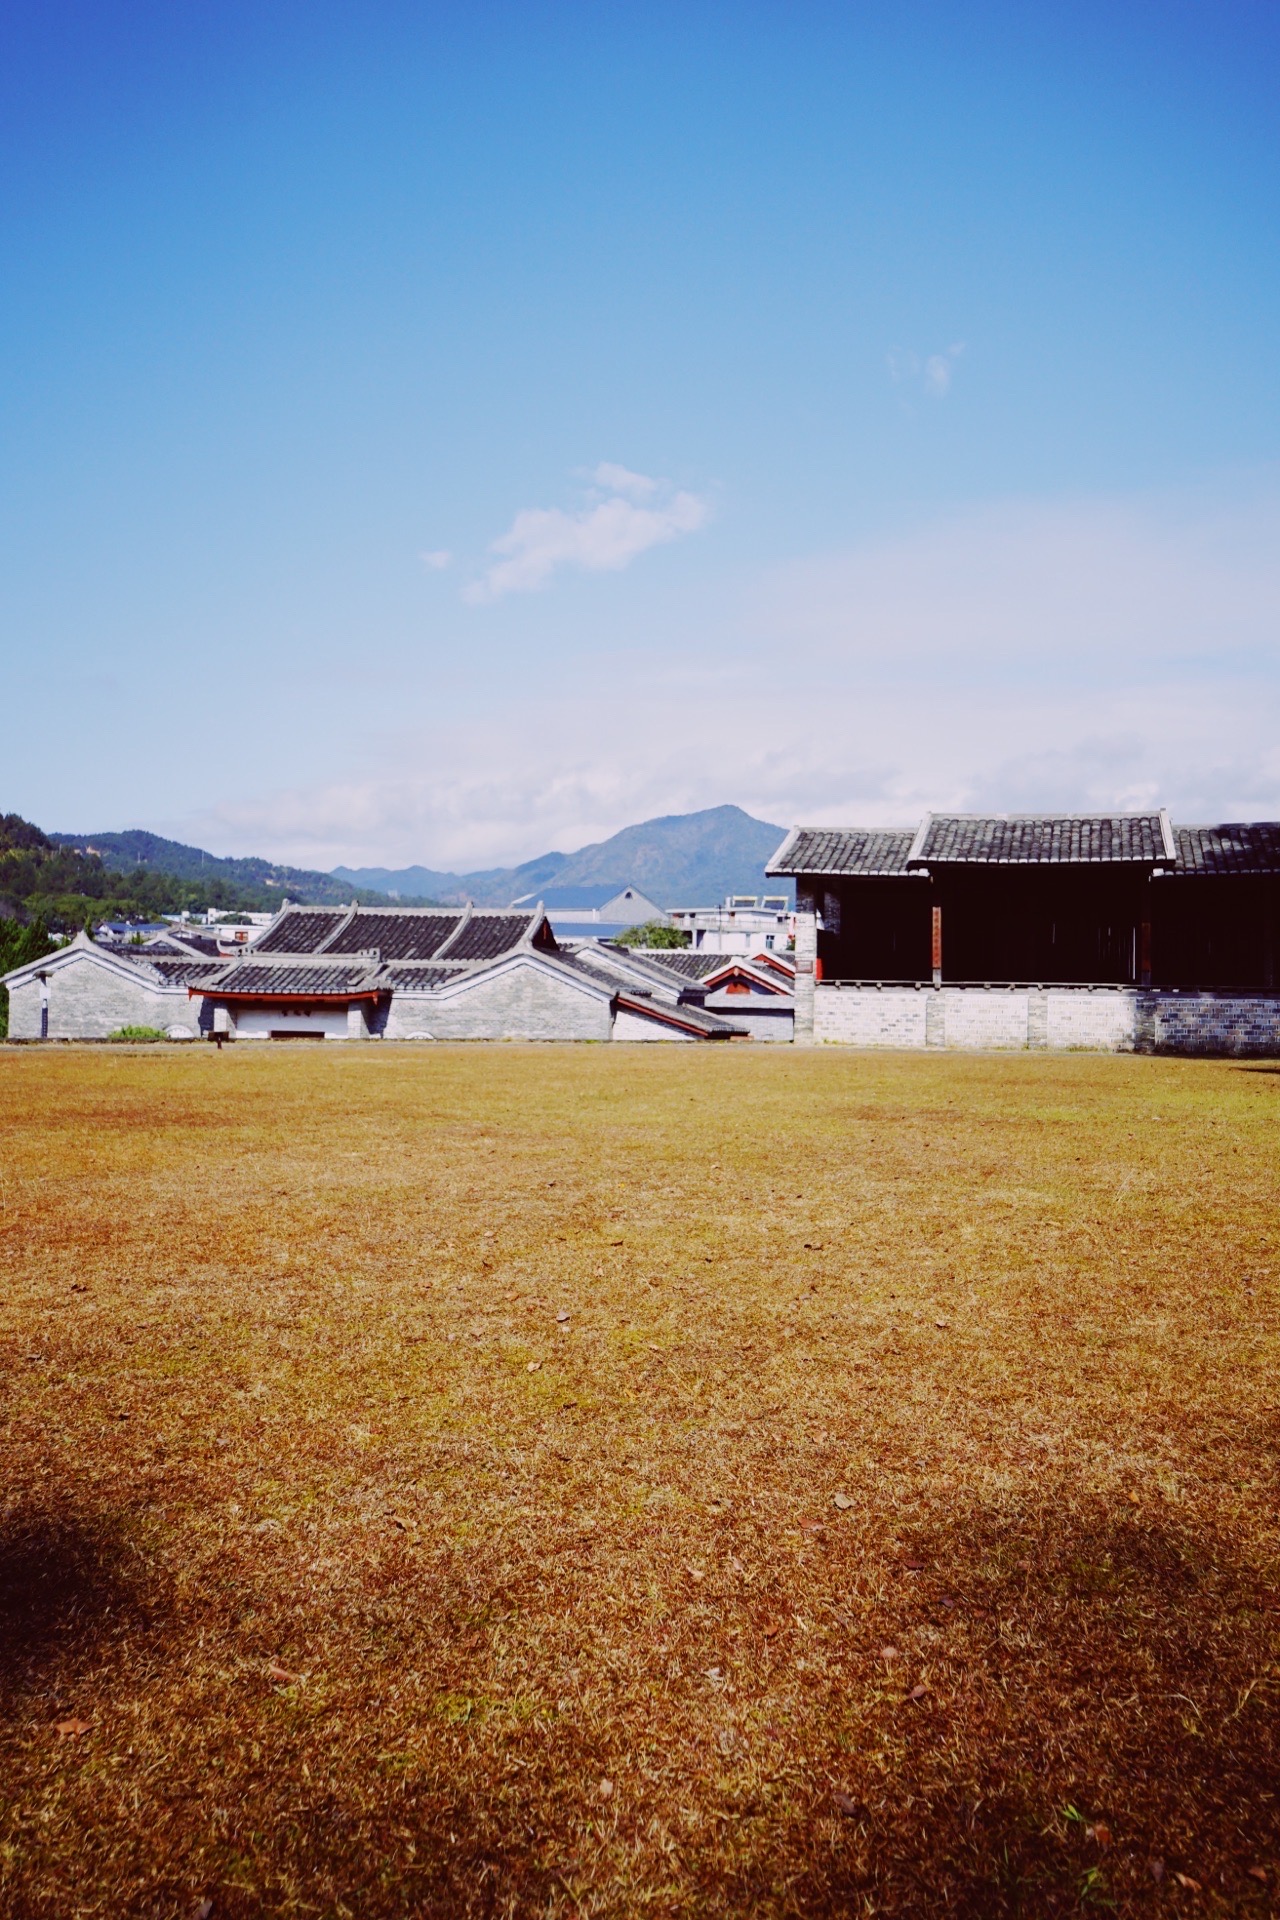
[383,962,469,990]
[143,958,224,987]
[769,815,1180,873]
[767,829,916,877]
[1173,825,1280,876]
[141,933,223,958]
[256,909,349,953]
[614,991,746,1038]
[626,949,724,980]
[323,910,463,960]
[913,813,1173,864]
[207,962,378,995]
[593,945,696,989]
[444,913,538,961]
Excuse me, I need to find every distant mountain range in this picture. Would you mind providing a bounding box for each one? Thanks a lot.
[48,830,424,908]
[48,805,792,914]
[334,806,792,908]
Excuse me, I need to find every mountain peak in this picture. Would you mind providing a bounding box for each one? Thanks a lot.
[333,806,792,907]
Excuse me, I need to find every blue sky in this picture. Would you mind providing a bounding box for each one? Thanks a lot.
[4,2,1280,867]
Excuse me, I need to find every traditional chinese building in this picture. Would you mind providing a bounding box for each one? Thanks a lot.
[767,812,1280,1053]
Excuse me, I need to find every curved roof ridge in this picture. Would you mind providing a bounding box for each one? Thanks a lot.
[316,903,360,953]
[434,901,474,959]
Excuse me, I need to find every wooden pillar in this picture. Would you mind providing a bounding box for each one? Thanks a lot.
[931,905,942,987]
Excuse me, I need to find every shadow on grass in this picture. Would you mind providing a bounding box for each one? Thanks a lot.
[0,1504,159,1712]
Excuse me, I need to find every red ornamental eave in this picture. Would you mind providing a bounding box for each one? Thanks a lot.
[187,987,384,1004]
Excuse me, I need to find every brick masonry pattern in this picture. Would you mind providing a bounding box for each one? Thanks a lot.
[814,983,1280,1054]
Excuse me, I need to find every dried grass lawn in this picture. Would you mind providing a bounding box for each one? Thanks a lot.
[2,1042,1279,1917]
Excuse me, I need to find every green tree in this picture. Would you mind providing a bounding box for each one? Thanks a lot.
[615,920,689,949]
[0,916,57,1039]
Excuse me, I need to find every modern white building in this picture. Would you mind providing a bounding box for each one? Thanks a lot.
[668,895,794,955]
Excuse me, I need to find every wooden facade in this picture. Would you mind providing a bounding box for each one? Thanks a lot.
[771,814,1280,990]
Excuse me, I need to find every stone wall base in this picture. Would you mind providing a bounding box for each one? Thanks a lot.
[814,984,1280,1056]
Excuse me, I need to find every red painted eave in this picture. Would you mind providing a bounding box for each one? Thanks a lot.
[187,987,384,1004]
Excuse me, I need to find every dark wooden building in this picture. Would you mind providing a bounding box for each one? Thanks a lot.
[768,813,1280,990]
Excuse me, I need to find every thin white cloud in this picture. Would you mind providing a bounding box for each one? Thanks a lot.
[591,462,658,499]
[464,470,709,602]
[419,549,452,571]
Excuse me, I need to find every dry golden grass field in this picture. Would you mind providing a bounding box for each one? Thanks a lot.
[2,1042,1280,1918]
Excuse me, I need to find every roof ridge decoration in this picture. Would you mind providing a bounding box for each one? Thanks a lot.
[517,902,545,951]
[316,903,360,954]
[904,812,933,867]
[765,826,801,877]
[434,902,474,960]
[1158,807,1177,863]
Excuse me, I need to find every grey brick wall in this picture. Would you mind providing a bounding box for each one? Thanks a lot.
[8,960,202,1040]
[385,962,613,1041]
[815,983,1280,1055]
[1141,993,1280,1055]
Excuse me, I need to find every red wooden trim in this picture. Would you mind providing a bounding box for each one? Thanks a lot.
[187,988,382,1003]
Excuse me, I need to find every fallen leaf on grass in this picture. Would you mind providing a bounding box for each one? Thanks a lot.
[761,1621,781,1639]
[267,1664,304,1686]
[556,1310,570,1323]
[905,1683,928,1701]
[900,1558,925,1572]
[832,1492,853,1510]
[1149,1858,1165,1883]
[935,1319,950,1329]
[832,1791,861,1817]
[879,1645,900,1663]
[1086,1821,1112,1848]
[798,1517,825,1534]
[1248,1866,1269,1881]
[54,1718,91,1736]
[527,1361,542,1372]
[598,1778,614,1798]
[1173,1873,1201,1891]
[194,1901,214,1919]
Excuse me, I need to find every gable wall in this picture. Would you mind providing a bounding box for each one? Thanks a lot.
[384,964,612,1041]
[7,959,204,1040]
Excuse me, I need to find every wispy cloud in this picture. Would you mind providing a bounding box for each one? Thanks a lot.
[464,467,709,602]
[590,462,658,499]
[186,482,1280,870]
[888,341,966,399]
[419,549,452,571]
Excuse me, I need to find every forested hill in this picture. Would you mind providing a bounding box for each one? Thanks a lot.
[0,815,402,929]
[50,828,375,908]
